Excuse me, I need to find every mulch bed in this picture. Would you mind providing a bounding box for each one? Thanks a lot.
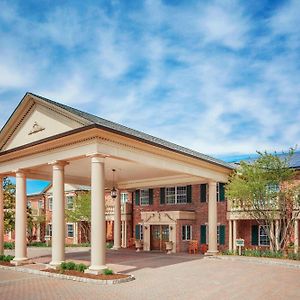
[42,269,130,280]
[0,261,14,266]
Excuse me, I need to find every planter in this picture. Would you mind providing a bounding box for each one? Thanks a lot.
[135,240,143,252]
[165,241,173,254]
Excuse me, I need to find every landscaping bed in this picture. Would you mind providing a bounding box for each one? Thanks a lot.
[0,255,14,266]
[41,261,130,281]
[42,269,129,280]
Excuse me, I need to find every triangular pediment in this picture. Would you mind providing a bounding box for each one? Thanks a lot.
[0,93,91,152]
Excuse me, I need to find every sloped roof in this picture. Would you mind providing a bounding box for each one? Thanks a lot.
[235,151,300,169]
[27,92,234,170]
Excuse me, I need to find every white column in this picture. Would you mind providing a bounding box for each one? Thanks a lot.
[0,176,4,255]
[36,224,41,242]
[275,220,280,251]
[113,191,121,250]
[49,162,67,268]
[294,219,299,254]
[12,171,28,265]
[86,155,107,274]
[121,221,125,248]
[233,220,237,252]
[228,220,233,251]
[124,220,128,248]
[206,181,218,255]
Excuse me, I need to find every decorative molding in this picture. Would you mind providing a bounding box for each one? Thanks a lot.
[28,122,45,135]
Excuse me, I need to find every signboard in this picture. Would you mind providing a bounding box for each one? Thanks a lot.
[236,239,244,247]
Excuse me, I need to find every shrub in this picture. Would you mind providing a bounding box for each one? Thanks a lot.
[4,242,15,249]
[288,253,300,260]
[65,243,91,247]
[103,268,114,275]
[75,263,88,272]
[106,242,113,249]
[29,242,48,247]
[222,250,235,255]
[0,255,14,262]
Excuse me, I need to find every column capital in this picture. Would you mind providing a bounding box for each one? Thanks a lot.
[88,153,107,163]
[208,181,217,186]
[13,169,27,177]
[48,160,69,169]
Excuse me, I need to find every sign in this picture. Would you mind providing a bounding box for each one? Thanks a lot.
[236,239,244,247]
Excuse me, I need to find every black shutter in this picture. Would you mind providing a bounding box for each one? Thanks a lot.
[219,183,225,202]
[187,185,192,203]
[149,189,153,205]
[135,190,140,206]
[251,225,259,245]
[135,224,140,240]
[220,225,225,245]
[200,184,207,202]
[160,188,165,204]
[200,225,207,244]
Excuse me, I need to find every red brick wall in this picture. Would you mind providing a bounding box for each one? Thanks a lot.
[133,184,229,253]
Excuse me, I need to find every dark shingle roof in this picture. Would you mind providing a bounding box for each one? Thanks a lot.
[29,92,234,170]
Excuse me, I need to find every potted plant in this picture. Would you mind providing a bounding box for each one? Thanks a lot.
[135,239,143,252]
[165,241,173,254]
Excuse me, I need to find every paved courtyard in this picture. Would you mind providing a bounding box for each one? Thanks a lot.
[1,248,300,299]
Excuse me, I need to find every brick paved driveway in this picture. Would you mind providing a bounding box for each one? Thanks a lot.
[1,249,300,300]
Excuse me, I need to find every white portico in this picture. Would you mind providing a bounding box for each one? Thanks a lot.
[0,93,233,272]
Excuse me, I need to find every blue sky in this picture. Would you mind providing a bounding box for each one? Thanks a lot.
[0,0,300,192]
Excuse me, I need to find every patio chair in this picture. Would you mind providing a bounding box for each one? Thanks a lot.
[188,240,199,254]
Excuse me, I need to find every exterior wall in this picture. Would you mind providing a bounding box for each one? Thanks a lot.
[133,183,228,253]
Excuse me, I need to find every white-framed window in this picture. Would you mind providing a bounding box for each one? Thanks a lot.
[38,200,44,209]
[67,223,74,238]
[121,192,128,204]
[140,189,150,206]
[27,201,32,208]
[166,186,187,204]
[48,196,53,211]
[66,196,74,209]
[46,224,52,237]
[182,225,192,241]
[259,225,270,246]
[135,224,143,240]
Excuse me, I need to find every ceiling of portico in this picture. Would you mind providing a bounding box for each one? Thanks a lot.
[25,156,198,189]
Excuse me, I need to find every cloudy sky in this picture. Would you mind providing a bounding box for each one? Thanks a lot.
[0,0,299,165]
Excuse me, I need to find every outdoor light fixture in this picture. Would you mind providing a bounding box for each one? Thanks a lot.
[111,169,117,199]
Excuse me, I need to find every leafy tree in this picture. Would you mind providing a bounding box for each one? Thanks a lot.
[65,192,91,243]
[226,149,300,252]
[3,177,34,241]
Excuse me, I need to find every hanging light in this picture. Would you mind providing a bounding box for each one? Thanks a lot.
[111,169,117,199]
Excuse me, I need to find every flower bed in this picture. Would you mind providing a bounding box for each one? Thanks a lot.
[0,255,14,266]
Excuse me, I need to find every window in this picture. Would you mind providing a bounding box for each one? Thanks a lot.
[140,189,150,206]
[66,196,74,209]
[38,200,44,209]
[48,197,53,211]
[46,224,52,237]
[121,192,128,204]
[27,201,31,208]
[135,224,143,240]
[166,186,187,204]
[67,224,74,238]
[182,225,192,241]
[217,183,225,202]
[259,225,270,246]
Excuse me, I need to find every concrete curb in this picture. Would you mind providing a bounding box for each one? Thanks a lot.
[205,255,300,269]
[0,264,135,285]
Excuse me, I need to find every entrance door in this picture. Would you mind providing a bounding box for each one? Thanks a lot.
[150,225,170,251]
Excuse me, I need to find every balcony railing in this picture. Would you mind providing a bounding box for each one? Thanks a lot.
[105,203,131,215]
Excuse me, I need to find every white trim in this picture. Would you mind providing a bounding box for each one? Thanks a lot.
[166,186,187,205]
[258,225,270,246]
[182,224,192,241]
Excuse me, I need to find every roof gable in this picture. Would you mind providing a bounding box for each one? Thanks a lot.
[0,93,89,151]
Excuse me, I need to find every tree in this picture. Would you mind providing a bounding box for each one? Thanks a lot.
[3,177,34,241]
[226,149,300,252]
[65,192,91,243]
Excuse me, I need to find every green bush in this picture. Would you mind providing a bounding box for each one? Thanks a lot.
[65,243,91,247]
[60,261,88,272]
[288,253,300,260]
[106,242,113,249]
[0,255,14,262]
[29,242,48,247]
[4,242,15,249]
[75,263,88,272]
[103,268,114,275]
[222,250,235,255]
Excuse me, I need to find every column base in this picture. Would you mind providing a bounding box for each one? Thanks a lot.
[112,246,121,250]
[85,265,108,275]
[11,257,30,266]
[48,261,64,270]
[205,250,219,256]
